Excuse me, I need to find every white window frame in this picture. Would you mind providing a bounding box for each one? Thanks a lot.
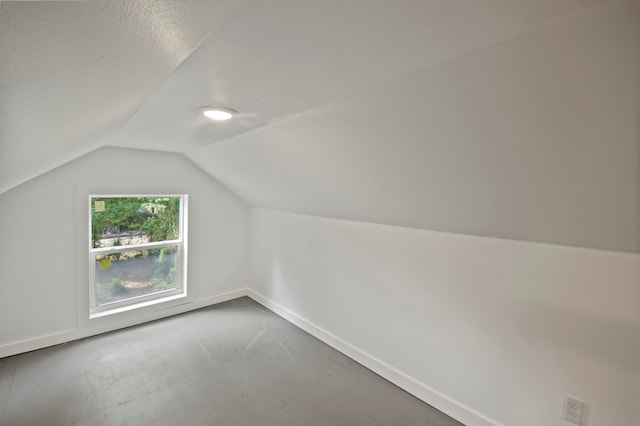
[88,194,188,317]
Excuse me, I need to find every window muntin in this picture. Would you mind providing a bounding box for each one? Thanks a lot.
[89,195,187,315]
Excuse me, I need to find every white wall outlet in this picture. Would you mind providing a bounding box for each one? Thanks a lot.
[562,395,588,425]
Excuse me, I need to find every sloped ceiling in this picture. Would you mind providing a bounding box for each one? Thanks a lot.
[1,0,638,252]
[0,0,244,194]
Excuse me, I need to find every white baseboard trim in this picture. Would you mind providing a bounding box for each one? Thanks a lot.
[247,289,501,426]
[0,288,248,358]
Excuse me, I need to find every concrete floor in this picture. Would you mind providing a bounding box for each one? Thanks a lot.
[0,297,462,426]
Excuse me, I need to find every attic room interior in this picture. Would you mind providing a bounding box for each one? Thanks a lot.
[1,1,639,425]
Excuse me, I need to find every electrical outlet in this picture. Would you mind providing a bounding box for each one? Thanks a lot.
[562,395,588,425]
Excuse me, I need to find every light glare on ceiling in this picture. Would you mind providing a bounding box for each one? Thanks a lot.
[201,106,237,121]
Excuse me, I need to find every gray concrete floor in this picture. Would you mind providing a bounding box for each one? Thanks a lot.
[0,297,463,426]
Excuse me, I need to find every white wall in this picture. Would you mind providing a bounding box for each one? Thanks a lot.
[249,208,640,426]
[0,147,249,357]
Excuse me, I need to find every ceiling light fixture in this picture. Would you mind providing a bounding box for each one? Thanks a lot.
[201,106,238,121]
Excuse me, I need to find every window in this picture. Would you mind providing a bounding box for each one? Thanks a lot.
[89,195,187,316]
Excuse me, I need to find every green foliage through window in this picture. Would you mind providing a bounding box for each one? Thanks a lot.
[89,194,186,311]
[91,197,180,248]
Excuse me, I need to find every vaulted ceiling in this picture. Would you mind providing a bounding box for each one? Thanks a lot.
[1,0,638,252]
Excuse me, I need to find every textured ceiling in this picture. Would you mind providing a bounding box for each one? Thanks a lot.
[1,0,638,252]
[105,0,618,152]
[0,0,244,194]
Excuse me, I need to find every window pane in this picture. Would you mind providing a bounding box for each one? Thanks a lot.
[94,246,179,306]
[91,196,180,248]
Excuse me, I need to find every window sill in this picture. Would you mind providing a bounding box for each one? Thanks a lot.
[89,292,187,319]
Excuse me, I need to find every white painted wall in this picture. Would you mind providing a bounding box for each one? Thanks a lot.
[249,208,640,426]
[0,147,249,357]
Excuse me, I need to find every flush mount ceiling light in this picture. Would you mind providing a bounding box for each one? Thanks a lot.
[200,106,238,121]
